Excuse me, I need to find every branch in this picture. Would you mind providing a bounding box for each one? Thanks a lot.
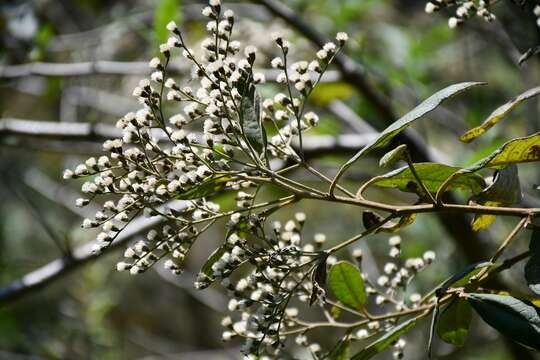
[0,118,378,155]
[0,201,186,305]
[0,61,340,81]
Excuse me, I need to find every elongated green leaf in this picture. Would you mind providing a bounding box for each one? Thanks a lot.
[467,293,540,350]
[241,88,265,151]
[525,228,540,296]
[436,261,493,296]
[351,318,417,360]
[370,163,486,195]
[328,261,366,310]
[330,339,350,360]
[379,144,407,167]
[154,0,181,46]
[460,86,540,143]
[437,299,472,347]
[470,165,522,232]
[341,82,485,171]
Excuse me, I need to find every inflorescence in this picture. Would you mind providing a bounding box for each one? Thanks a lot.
[64,1,436,357]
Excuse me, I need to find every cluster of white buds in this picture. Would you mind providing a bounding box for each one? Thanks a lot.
[535,5,540,27]
[347,235,436,359]
[425,0,496,28]
[214,212,330,356]
[60,0,447,357]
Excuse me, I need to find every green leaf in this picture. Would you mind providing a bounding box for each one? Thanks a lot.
[172,175,232,200]
[328,261,367,310]
[351,318,417,360]
[240,86,266,156]
[196,243,229,289]
[437,299,472,347]
[340,82,485,172]
[379,144,407,167]
[154,0,181,46]
[470,165,522,232]
[329,339,350,360]
[467,293,540,350]
[369,163,486,195]
[436,261,493,295]
[525,228,540,296]
[460,86,540,143]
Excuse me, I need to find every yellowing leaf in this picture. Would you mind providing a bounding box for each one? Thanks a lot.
[369,163,485,195]
[470,133,540,170]
[460,86,540,143]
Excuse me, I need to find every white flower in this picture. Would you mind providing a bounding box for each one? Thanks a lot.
[151,71,163,82]
[356,329,369,339]
[323,42,336,52]
[244,45,257,57]
[409,293,422,303]
[425,2,437,13]
[166,21,177,32]
[63,169,74,179]
[271,57,283,69]
[336,32,349,43]
[423,250,436,263]
[171,130,186,142]
[389,235,401,247]
[202,6,213,17]
[116,262,130,272]
[448,17,459,28]
[148,57,161,68]
[209,0,221,6]
[316,49,328,60]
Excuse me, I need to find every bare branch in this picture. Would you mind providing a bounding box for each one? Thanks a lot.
[0,202,186,305]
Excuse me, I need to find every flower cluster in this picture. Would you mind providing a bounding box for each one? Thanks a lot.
[425,0,496,28]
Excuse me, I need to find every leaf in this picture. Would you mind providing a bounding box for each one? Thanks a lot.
[310,253,329,306]
[379,144,408,167]
[172,175,232,200]
[196,244,229,289]
[340,82,485,172]
[469,132,540,170]
[470,165,522,232]
[154,0,181,46]
[460,86,540,143]
[436,261,493,296]
[329,339,350,360]
[369,163,486,195]
[437,298,472,347]
[519,46,540,65]
[467,293,540,350]
[378,213,417,233]
[328,261,367,310]
[525,228,540,296]
[351,318,417,360]
[330,305,342,319]
[240,85,266,156]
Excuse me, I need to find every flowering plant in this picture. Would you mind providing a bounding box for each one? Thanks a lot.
[64,0,540,358]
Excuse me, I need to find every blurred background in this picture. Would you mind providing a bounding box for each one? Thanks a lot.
[1,0,540,359]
